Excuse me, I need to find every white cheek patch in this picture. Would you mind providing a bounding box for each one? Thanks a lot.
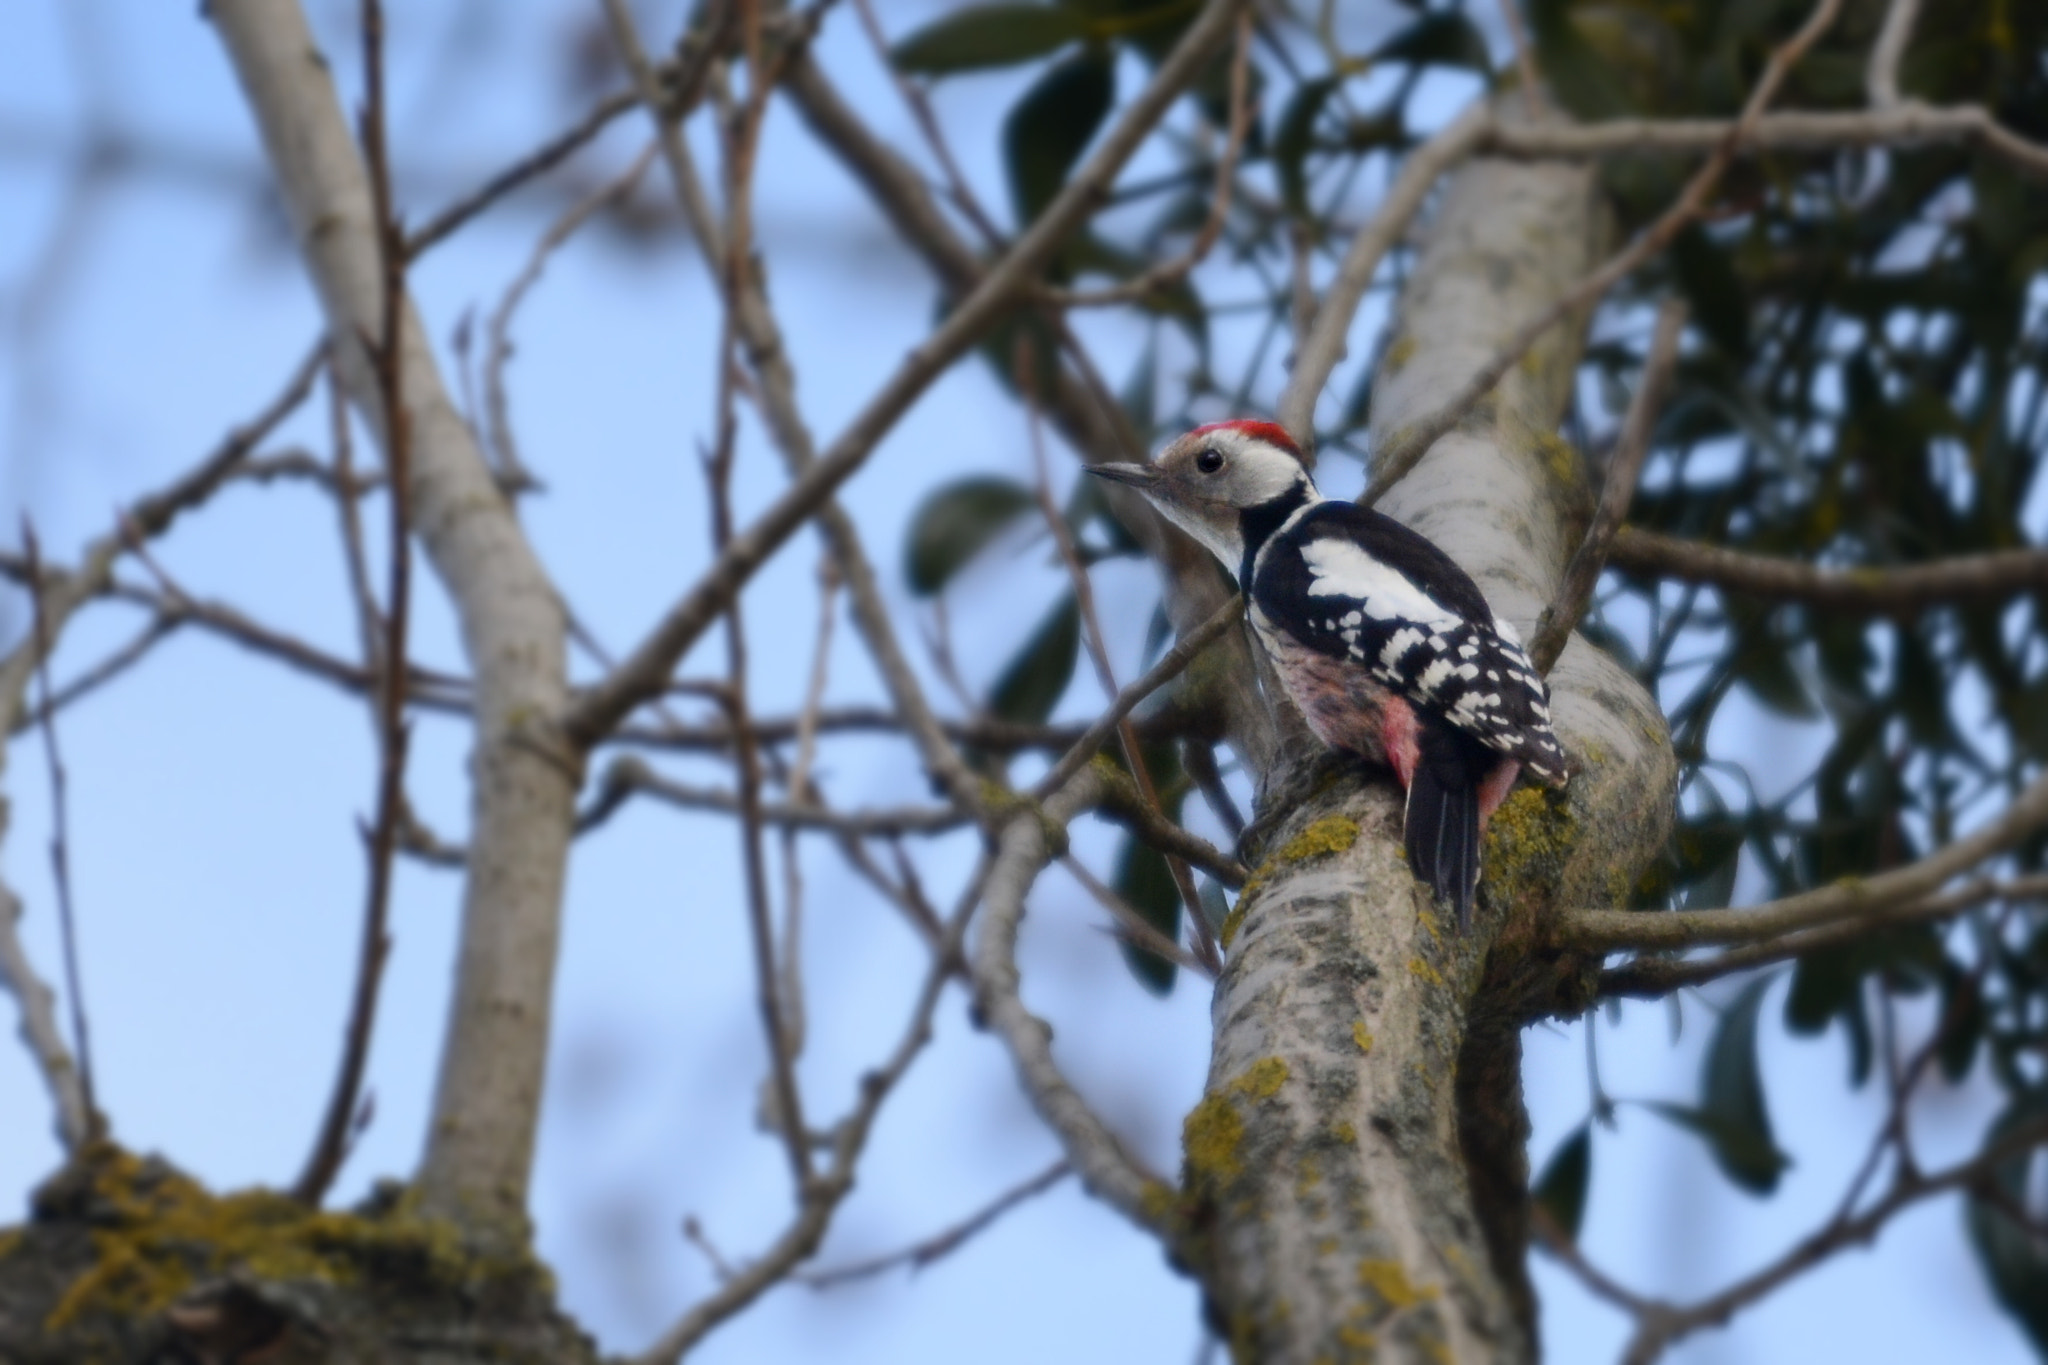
[1155,500,1243,571]
[1299,539,1463,632]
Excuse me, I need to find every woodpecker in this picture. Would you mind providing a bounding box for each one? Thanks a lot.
[1090,419,1567,927]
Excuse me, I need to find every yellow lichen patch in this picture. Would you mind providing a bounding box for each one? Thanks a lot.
[1406,955,1444,988]
[1225,818,1359,948]
[1482,785,1577,909]
[1352,1022,1375,1055]
[1229,1056,1290,1102]
[40,1144,539,1332]
[1337,1323,1379,1352]
[1219,898,1250,950]
[1382,335,1417,375]
[1296,1156,1322,1194]
[1185,1059,1290,1188]
[1414,907,1441,945]
[1332,1121,1358,1145]
[1357,1258,1436,1313]
[1418,1331,1453,1365]
[0,1226,21,1260]
[1279,816,1360,863]
[1184,1093,1246,1185]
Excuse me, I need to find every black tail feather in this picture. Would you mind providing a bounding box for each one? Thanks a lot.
[1404,737,1483,928]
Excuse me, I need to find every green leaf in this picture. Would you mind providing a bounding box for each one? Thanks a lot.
[1529,0,1636,120]
[1533,1122,1593,1242]
[1113,834,1182,995]
[1693,976,1791,1193]
[904,477,1038,595]
[989,592,1080,723]
[1965,1091,2048,1355]
[1370,11,1493,76]
[1670,226,1749,359]
[1273,76,1338,219]
[1936,968,1984,1083]
[1644,1100,1790,1196]
[891,5,1091,77]
[1003,49,1117,227]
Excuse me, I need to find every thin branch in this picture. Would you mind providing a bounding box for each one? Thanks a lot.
[1483,104,2048,180]
[1277,105,1491,446]
[0,881,90,1149]
[18,525,100,1146]
[1060,855,1216,979]
[799,1159,1073,1288]
[632,857,994,1364]
[1529,298,1686,674]
[1032,594,1242,801]
[1557,766,2048,953]
[1605,527,2048,613]
[5,616,178,737]
[564,0,1249,748]
[1618,1119,2048,1365]
[1497,0,1548,120]
[1023,368,1219,972]
[845,0,1004,247]
[296,0,412,1206]
[484,139,660,492]
[1597,874,2048,997]
[1360,0,1845,508]
[403,88,640,258]
[1039,9,1254,309]
[591,756,969,836]
[1866,0,1923,110]
[973,767,1177,1240]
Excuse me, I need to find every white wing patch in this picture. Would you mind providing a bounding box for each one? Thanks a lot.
[1299,539,1462,631]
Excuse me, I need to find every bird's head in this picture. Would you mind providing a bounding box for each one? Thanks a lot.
[1088,420,1317,573]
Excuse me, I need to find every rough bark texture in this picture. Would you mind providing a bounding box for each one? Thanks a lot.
[212,0,578,1245]
[1189,158,1677,1363]
[0,1145,590,1364]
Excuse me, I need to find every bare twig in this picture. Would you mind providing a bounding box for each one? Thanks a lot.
[1557,765,2048,953]
[565,0,1248,748]
[1277,105,1492,446]
[1023,365,1220,972]
[1032,594,1242,801]
[1866,0,1923,109]
[633,857,994,1364]
[1605,527,2048,613]
[1497,0,1548,120]
[800,1159,1073,1288]
[1483,104,2048,178]
[296,0,412,1207]
[0,881,91,1149]
[483,139,659,491]
[846,0,1004,247]
[1597,874,2048,997]
[1060,856,1216,979]
[404,89,641,257]
[1528,298,1686,674]
[1040,9,1254,308]
[18,525,100,1145]
[973,767,1177,1239]
[1360,0,1845,508]
[5,616,179,736]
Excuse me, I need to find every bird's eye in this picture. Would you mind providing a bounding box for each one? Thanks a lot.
[1195,447,1225,474]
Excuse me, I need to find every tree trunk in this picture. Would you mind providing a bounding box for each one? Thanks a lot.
[212,0,578,1248]
[1187,155,1677,1363]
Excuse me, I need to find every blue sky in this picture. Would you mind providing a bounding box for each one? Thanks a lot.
[0,2,2030,1361]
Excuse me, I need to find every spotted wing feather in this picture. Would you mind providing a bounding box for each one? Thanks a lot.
[1249,502,1568,786]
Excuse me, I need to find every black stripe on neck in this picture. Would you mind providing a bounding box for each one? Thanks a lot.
[1236,480,1311,586]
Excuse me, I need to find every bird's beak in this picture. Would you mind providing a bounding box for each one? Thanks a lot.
[1086,462,1162,490]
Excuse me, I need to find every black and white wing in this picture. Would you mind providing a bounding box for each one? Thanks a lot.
[1250,502,1568,785]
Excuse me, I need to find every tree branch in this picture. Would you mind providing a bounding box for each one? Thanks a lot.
[1605,526,2048,613]
[1529,298,1686,674]
[213,0,579,1243]
[1558,767,2048,954]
